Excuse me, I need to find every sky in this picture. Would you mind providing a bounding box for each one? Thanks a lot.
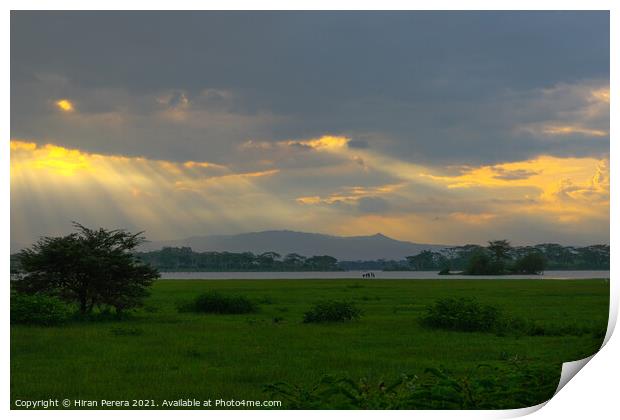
[10,11,610,250]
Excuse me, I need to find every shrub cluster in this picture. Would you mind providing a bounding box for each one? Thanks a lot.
[182,291,258,314]
[421,297,603,338]
[11,292,73,326]
[303,300,362,323]
[420,297,501,332]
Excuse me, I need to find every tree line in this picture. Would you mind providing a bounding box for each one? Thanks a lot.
[135,247,341,271]
[10,226,609,276]
[406,241,609,275]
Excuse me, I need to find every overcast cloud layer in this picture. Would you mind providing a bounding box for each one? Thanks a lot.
[10,11,610,249]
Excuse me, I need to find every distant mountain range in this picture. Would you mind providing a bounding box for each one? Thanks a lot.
[139,230,448,261]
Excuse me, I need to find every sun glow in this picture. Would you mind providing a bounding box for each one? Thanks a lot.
[55,99,75,112]
[11,141,92,176]
[10,139,291,243]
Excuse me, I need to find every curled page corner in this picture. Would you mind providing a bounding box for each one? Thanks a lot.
[511,354,599,418]
[552,302,612,398]
[554,354,595,396]
[499,400,548,418]
[551,276,616,395]
[542,295,615,410]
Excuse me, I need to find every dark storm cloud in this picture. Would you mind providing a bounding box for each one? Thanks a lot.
[347,139,369,149]
[11,11,609,164]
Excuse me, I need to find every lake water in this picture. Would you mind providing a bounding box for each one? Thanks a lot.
[159,270,610,280]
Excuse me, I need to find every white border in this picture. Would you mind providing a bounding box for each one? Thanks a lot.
[1,1,617,10]
[2,2,616,419]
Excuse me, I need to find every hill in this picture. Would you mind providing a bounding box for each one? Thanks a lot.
[140,230,447,261]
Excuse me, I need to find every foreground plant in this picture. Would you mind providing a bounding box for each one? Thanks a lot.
[264,360,558,409]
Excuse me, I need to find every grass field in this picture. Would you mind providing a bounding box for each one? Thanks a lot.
[11,279,609,409]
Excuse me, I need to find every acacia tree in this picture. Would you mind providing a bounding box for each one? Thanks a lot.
[487,240,512,261]
[486,240,512,274]
[14,223,159,315]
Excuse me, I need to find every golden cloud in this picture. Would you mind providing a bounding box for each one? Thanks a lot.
[240,135,351,152]
[296,196,322,205]
[9,140,269,183]
[591,87,610,103]
[418,155,609,225]
[541,125,607,137]
[296,183,404,206]
[284,135,349,150]
[11,140,91,176]
[183,161,227,170]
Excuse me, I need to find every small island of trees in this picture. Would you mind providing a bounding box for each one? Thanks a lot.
[406,240,609,275]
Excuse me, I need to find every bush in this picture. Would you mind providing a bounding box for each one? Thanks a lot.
[11,292,73,326]
[303,300,362,323]
[422,297,602,337]
[182,291,257,314]
[421,298,501,332]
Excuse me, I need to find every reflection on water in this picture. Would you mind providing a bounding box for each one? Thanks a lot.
[159,270,610,280]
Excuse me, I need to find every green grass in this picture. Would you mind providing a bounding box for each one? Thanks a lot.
[11,279,609,409]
